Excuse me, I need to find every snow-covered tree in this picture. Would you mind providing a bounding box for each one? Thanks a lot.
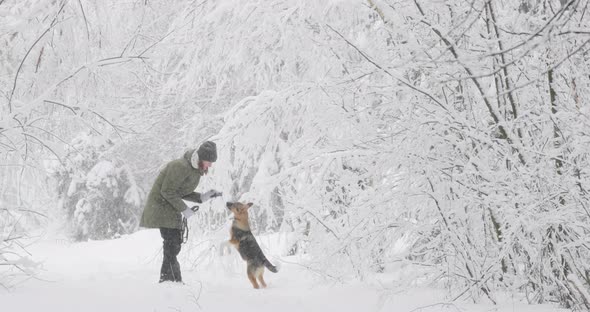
[53,133,143,241]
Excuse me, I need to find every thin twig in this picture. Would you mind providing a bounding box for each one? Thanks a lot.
[481,0,577,58]
[27,125,72,148]
[12,116,29,162]
[495,38,590,98]
[22,133,64,165]
[89,109,123,139]
[304,210,339,239]
[77,0,90,40]
[408,302,461,312]
[43,100,80,115]
[8,2,67,113]
[325,24,449,112]
[17,209,48,218]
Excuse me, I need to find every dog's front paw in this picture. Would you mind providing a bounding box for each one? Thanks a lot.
[218,241,232,256]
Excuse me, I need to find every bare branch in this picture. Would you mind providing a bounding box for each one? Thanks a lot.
[21,133,64,166]
[325,24,449,112]
[496,38,590,98]
[89,109,123,139]
[77,0,90,40]
[413,0,526,165]
[481,0,577,58]
[8,2,67,113]
[304,211,339,240]
[43,100,80,115]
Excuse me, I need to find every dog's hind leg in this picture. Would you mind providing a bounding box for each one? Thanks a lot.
[247,263,260,289]
[257,268,267,288]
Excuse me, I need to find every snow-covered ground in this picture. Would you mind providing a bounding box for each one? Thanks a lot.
[1,230,567,312]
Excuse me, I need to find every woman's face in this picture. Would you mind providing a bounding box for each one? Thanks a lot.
[201,160,213,170]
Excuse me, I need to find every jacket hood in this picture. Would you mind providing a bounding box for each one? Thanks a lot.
[183,149,196,164]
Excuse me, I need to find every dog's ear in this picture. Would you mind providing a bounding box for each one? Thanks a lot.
[246,202,253,209]
[226,202,233,209]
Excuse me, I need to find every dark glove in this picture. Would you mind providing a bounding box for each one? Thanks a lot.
[182,205,199,218]
[201,189,223,202]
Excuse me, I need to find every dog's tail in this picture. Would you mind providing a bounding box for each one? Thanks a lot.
[264,259,278,273]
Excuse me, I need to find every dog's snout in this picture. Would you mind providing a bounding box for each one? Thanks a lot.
[226,202,233,209]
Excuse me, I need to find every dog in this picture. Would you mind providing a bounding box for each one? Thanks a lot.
[226,201,278,289]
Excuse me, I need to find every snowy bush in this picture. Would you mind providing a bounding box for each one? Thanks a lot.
[54,133,144,241]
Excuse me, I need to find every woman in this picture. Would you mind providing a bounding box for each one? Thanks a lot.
[140,141,221,283]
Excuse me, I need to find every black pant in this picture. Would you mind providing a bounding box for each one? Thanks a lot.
[159,228,182,283]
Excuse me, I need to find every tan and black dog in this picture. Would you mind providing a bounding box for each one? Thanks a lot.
[226,201,278,289]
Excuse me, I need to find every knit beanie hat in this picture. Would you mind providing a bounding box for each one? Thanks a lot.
[197,141,217,162]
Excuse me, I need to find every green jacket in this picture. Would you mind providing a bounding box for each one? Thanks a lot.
[140,150,202,229]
